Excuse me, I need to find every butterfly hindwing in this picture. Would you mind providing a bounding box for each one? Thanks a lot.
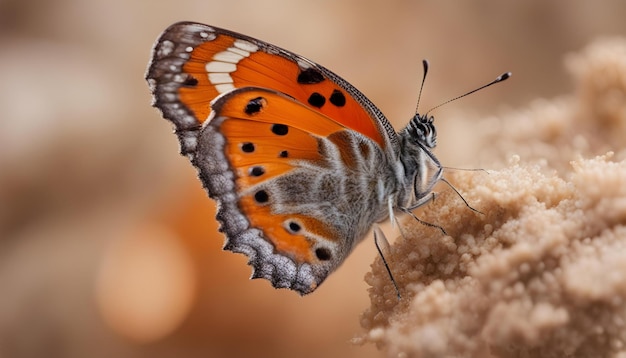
[193,87,370,294]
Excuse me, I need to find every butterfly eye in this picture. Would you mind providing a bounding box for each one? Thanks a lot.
[315,248,332,261]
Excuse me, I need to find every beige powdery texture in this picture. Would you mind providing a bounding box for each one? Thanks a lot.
[361,38,626,357]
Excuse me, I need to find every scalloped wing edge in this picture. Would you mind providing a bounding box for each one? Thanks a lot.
[192,105,330,295]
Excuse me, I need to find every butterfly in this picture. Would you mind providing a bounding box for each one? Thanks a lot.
[145,21,509,295]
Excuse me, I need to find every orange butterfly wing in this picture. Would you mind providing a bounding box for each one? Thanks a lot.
[146,21,398,152]
[146,22,397,294]
[192,87,394,294]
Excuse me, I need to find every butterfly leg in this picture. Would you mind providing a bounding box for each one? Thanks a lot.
[373,225,401,299]
[440,177,484,215]
[399,206,447,236]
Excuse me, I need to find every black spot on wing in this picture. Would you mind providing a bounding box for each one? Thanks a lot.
[241,142,255,153]
[297,68,325,84]
[245,97,265,115]
[315,247,331,261]
[308,92,326,108]
[254,190,269,203]
[329,89,346,107]
[287,221,301,233]
[183,75,198,87]
[249,166,265,177]
[271,124,288,135]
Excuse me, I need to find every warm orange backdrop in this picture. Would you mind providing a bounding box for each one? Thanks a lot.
[1,1,626,357]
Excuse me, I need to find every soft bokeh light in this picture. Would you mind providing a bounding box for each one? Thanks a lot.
[96,224,196,343]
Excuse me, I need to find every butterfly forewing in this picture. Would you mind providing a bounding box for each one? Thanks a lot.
[147,21,396,149]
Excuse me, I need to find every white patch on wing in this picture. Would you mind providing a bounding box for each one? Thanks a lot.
[297,59,312,70]
[233,39,259,53]
[206,61,237,73]
[197,29,217,41]
[205,42,258,91]
[213,51,245,63]
[209,73,234,84]
[228,47,252,57]
[215,83,235,93]
[158,40,175,56]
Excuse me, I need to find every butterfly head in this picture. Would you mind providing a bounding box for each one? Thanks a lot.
[397,114,443,210]
[406,113,437,149]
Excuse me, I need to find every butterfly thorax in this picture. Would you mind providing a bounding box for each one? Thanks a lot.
[395,113,443,210]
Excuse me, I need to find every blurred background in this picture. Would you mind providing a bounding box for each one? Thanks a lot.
[1,1,626,357]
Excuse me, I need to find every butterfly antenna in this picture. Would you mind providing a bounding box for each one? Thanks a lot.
[414,59,430,114]
[425,71,511,116]
[373,226,401,299]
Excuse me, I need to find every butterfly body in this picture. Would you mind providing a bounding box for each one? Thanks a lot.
[146,22,442,294]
